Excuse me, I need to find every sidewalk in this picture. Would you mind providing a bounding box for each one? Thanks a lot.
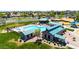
[67,44,79,49]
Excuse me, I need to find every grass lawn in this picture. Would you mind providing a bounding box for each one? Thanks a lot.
[0,20,51,49]
[12,17,34,20]
[0,21,72,49]
[0,31,72,49]
[0,32,20,49]
[17,42,52,49]
[65,28,74,31]
[0,21,52,49]
[0,32,52,49]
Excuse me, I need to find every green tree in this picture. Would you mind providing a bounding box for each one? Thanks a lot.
[20,12,28,17]
[0,12,7,18]
[33,29,41,39]
[75,11,79,21]
[76,16,79,21]
[49,11,55,17]
[33,29,42,45]
[59,11,64,18]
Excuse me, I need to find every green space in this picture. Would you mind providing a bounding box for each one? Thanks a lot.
[0,21,52,49]
[0,31,52,49]
[0,32,20,49]
[18,42,73,49]
[0,31,71,49]
[0,31,72,49]
[65,28,74,31]
[0,18,73,49]
[18,42,52,49]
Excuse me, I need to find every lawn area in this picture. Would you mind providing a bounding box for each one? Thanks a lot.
[0,20,52,49]
[0,31,52,49]
[17,42,52,49]
[0,31,72,49]
[0,31,20,49]
[0,20,72,49]
[16,17,35,20]
[65,28,74,31]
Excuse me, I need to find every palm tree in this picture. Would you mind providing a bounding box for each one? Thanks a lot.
[34,29,41,39]
[59,11,65,18]
[33,29,42,45]
[49,11,55,17]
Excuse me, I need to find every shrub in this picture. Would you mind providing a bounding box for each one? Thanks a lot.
[65,28,74,31]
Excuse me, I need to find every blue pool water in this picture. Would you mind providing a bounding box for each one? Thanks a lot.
[23,26,38,30]
[17,25,46,35]
[13,24,65,41]
[37,26,46,32]
[22,25,46,32]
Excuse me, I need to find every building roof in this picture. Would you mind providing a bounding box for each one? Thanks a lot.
[60,18,74,22]
[12,22,65,40]
[39,18,48,21]
[18,24,64,36]
[49,22,62,25]
[21,25,65,40]
[22,29,36,35]
[49,27,64,35]
[54,34,65,40]
[47,25,60,30]
[49,27,65,40]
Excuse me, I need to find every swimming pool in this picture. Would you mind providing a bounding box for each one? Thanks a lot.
[12,25,46,35]
[23,25,46,32]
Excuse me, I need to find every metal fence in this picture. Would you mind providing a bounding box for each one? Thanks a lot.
[0,17,39,25]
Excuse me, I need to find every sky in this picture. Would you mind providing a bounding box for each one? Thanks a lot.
[0,0,79,11]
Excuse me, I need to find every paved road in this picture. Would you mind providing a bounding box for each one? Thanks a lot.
[64,30,79,49]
